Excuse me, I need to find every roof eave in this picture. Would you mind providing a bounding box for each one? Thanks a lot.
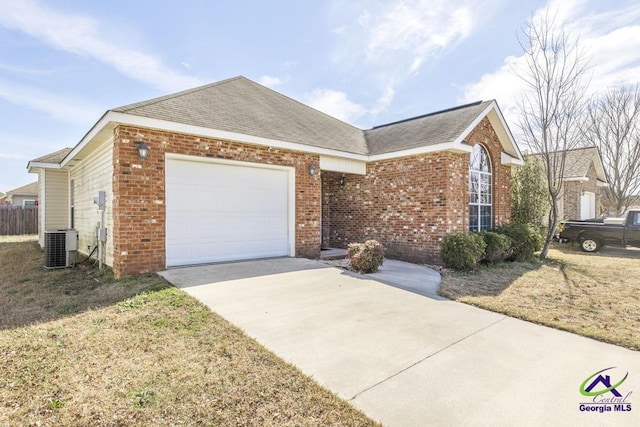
[60,111,114,169]
[368,141,473,161]
[42,99,526,171]
[563,176,589,182]
[592,151,608,182]
[483,101,523,160]
[27,161,62,173]
[105,111,371,160]
[501,152,524,167]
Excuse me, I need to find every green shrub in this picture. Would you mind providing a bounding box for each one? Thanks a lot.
[511,154,548,234]
[480,231,513,263]
[494,223,543,261]
[441,232,486,271]
[348,240,384,273]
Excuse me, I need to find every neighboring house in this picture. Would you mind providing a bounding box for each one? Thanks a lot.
[538,147,608,220]
[28,76,523,277]
[5,182,39,206]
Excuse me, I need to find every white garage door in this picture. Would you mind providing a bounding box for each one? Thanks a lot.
[166,157,292,266]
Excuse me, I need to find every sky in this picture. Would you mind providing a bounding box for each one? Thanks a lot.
[0,0,639,193]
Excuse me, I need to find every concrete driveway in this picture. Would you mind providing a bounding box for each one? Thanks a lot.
[160,258,640,427]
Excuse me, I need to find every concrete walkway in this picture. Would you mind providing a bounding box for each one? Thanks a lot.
[160,258,640,427]
[359,258,442,298]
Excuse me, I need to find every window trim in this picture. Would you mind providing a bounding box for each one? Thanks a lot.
[469,144,493,232]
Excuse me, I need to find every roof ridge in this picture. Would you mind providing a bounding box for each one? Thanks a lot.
[7,181,38,194]
[30,147,74,163]
[531,145,598,156]
[242,79,366,133]
[112,76,245,112]
[370,100,486,130]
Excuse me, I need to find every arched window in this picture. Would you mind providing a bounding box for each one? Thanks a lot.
[469,144,492,232]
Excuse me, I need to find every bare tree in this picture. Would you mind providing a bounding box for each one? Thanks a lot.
[515,10,590,258]
[583,85,640,215]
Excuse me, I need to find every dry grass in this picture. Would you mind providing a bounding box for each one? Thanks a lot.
[438,244,640,351]
[0,234,38,243]
[0,241,377,426]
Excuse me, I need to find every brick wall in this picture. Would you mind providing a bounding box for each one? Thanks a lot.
[110,117,513,275]
[112,125,321,277]
[562,163,599,220]
[322,117,512,264]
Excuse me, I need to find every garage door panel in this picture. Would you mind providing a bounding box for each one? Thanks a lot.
[166,158,292,267]
[168,240,288,266]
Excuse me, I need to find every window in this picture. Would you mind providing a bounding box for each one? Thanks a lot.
[469,144,492,232]
[23,200,36,207]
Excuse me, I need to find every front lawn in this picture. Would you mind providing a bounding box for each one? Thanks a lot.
[0,239,377,426]
[438,244,640,351]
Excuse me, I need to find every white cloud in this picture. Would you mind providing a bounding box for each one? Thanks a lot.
[460,0,640,125]
[370,85,396,117]
[0,79,101,123]
[0,0,201,92]
[307,89,368,124]
[460,55,525,123]
[364,1,474,74]
[259,75,285,88]
[329,0,493,117]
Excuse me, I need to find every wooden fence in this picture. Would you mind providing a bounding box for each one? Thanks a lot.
[0,205,38,235]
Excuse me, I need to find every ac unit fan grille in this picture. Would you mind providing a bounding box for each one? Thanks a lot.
[44,231,67,268]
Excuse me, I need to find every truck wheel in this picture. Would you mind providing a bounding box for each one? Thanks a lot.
[580,238,601,252]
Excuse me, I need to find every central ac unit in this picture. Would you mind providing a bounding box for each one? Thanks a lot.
[44,229,78,268]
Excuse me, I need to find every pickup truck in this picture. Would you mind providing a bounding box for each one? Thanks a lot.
[559,210,640,252]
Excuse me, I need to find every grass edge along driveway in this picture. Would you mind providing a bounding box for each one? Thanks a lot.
[438,245,640,351]
[0,240,378,426]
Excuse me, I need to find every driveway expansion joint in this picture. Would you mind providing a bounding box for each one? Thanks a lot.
[348,315,507,401]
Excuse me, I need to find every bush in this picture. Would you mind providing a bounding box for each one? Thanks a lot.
[511,154,548,234]
[347,240,384,273]
[441,232,486,271]
[494,223,543,261]
[480,231,513,263]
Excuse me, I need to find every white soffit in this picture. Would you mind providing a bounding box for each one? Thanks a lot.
[319,156,366,175]
[501,152,524,167]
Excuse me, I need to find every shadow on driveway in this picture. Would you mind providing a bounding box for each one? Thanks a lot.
[160,257,331,288]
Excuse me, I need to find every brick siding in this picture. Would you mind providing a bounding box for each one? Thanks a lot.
[112,125,321,277]
[562,163,600,220]
[322,117,512,264]
[110,117,513,275]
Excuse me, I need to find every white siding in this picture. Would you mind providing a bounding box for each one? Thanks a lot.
[69,139,114,266]
[319,156,367,175]
[44,170,69,231]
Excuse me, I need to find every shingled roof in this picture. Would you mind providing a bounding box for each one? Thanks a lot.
[111,76,508,157]
[532,146,607,182]
[7,181,38,196]
[31,77,521,169]
[112,76,369,155]
[563,147,602,179]
[29,147,73,164]
[365,100,494,155]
